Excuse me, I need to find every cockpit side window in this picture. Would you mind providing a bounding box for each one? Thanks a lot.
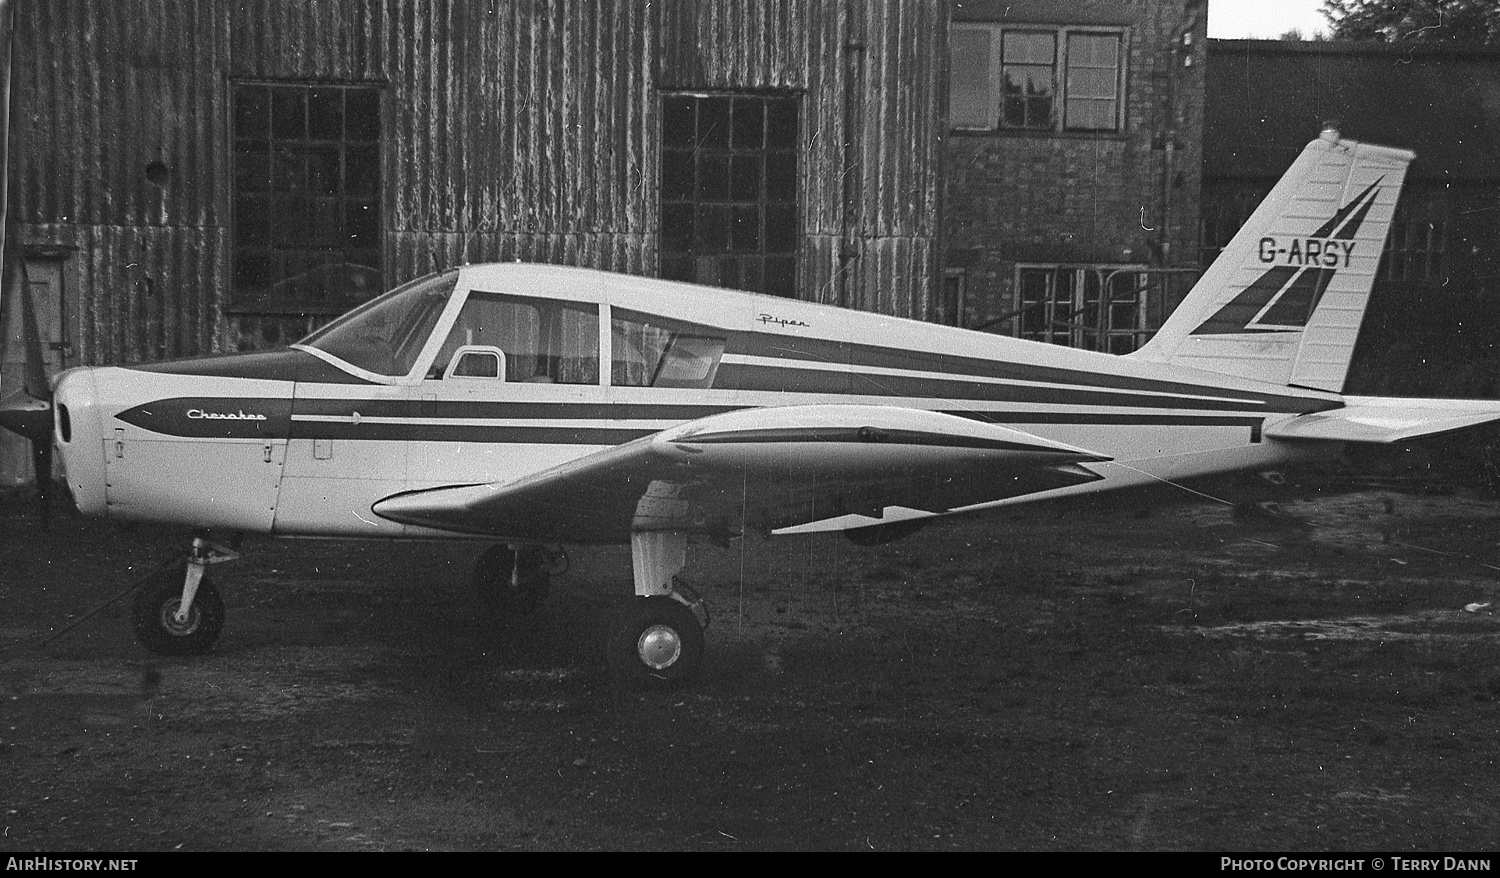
[610,309,726,389]
[430,291,600,384]
[299,270,458,377]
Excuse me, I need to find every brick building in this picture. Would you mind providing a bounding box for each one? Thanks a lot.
[942,0,1208,352]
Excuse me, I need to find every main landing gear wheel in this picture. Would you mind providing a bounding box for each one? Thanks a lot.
[130,565,225,656]
[472,544,553,615]
[606,595,706,688]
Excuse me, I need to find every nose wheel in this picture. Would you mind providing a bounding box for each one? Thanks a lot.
[131,565,225,656]
[606,592,707,688]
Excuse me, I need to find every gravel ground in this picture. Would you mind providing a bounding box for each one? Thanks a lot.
[2,466,1499,851]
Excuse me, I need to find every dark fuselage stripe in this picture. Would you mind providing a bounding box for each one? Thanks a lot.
[715,363,1317,413]
[289,423,657,444]
[951,411,1261,428]
[116,392,1275,441]
[728,331,1335,411]
[287,414,1262,444]
[121,339,1334,414]
[291,399,744,420]
[118,407,1265,443]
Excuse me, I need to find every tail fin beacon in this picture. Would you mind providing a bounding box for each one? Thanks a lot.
[1133,129,1414,393]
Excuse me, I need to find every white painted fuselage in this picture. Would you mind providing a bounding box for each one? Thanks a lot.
[51,262,1342,542]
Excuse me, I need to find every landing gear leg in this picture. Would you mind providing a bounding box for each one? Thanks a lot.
[131,535,236,656]
[606,531,709,687]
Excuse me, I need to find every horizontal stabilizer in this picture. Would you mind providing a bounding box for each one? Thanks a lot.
[1265,396,1500,444]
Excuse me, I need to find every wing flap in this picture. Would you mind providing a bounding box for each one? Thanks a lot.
[1265,396,1500,444]
[373,405,1109,539]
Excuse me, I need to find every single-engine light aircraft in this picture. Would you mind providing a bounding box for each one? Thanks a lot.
[6,129,1500,685]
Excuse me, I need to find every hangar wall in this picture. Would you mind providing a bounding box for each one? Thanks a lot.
[8,0,945,368]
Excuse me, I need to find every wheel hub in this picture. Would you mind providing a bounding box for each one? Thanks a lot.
[158,600,201,636]
[637,624,682,670]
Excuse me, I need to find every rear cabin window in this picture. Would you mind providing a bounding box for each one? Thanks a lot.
[610,310,726,389]
[431,292,600,384]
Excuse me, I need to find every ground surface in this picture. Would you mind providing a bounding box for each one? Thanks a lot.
[2,462,1499,851]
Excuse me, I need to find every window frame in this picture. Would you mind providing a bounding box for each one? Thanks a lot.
[1012,263,1151,353]
[1381,210,1449,284]
[658,91,800,298]
[230,79,385,315]
[949,23,1128,135]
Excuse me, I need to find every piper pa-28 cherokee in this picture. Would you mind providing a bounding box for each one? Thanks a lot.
[6,128,1500,686]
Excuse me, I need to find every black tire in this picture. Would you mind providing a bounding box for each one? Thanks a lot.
[130,566,225,656]
[472,545,551,616]
[606,596,705,688]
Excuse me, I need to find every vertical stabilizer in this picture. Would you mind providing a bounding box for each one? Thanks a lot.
[1133,130,1413,392]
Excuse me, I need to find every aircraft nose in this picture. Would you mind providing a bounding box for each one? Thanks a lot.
[52,368,108,516]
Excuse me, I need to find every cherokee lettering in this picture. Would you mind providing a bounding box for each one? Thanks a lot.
[186,408,267,421]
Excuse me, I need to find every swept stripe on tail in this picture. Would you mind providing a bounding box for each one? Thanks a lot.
[1134,129,1414,393]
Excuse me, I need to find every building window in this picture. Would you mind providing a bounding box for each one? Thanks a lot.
[1015,264,1148,353]
[660,93,799,298]
[950,24,1125,133]
[1381,212,1447,283]
[232,82,382,312]
[1001,32,1056,129]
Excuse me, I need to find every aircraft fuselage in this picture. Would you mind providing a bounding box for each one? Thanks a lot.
[50,263,1342,542]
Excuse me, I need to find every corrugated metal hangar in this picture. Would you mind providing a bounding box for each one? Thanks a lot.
[3,0,1499,485]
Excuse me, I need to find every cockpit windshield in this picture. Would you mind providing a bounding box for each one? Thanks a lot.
[298,270,459,376]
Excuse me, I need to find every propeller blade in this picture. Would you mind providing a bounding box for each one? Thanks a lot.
[1,253,55,526]
[30,424,49,526]
[0,0,44,524]
[0,259,50,442]
[0,383,49,440]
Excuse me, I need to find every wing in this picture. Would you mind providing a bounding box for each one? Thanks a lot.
[371,404,1109,541]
